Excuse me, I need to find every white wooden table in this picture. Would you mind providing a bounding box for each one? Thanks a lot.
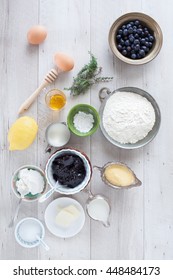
[0,0,173,260]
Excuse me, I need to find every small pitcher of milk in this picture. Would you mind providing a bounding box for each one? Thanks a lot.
[86,194,111,227]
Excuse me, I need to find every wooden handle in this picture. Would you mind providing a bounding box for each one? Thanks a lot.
[18,80,48,114]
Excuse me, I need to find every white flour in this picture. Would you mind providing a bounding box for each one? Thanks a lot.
[102,91,156,144]
[73,111,94,133]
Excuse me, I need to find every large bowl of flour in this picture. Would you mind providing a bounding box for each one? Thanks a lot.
[99,87,161,149]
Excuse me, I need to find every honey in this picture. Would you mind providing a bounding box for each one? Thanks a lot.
[49,94,66,110]
[45,89,66,111]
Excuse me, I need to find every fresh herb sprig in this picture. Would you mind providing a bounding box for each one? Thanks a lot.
[65,53,113,96]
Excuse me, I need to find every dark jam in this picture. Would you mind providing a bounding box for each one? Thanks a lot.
[51,153,86,188]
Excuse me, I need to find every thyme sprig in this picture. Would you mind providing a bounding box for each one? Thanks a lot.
[65,53,113,96]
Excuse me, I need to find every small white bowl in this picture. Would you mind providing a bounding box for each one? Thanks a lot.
[12,165,47,201]
[45,148,92,195]
[44,197,85,238]
[15,217,45,248]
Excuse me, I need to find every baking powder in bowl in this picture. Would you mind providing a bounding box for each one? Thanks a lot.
[102,91,156,144]
[73,111,94,133]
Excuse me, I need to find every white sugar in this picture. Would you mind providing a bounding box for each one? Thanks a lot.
[73,111,94,133]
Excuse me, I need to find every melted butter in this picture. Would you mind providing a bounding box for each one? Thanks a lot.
[104,164,135,187]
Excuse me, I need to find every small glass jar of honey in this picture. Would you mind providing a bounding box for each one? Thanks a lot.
[45,89,66,111]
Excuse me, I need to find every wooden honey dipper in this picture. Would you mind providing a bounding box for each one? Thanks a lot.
[18,52,74,114]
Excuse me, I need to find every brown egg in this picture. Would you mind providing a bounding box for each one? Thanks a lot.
[54,52,74,72]
[27,25,47,45]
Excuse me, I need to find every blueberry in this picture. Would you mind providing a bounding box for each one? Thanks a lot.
[138,24,142,28]
[149,35,154,42]
[145,41,149,47]
[129,36,134,42]
[120,39,125,45]
[145,37,149,41]
[134,39,140,45]
[117,44,123,51]
[144,30,149,36]
[118,29,123,35]
[116,34,122,41]
[141,46,147,51]
[125,40,130,46]
[128,27,133,34]
[141,31,145,37]
[142,46,149,53]
[126,46,131,52]
[135,20,140,26]
[148,42,153,48]
[123,29,128,36]
[136,53,142,59]
[127,23,131,29]
[141,38,146,44]
[122,25,126,30]
[124,36,128,40]
[122,49,128,56]
[137,28,142,35]
[134,44,140,51]
[131,53,137,59]
[133,26,137,31]
[134,33,139,39]
[131,50,136,54]
[139,49,145,57]
[129,21,134,26]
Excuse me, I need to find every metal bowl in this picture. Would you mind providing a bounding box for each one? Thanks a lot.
[99,87,161,149]
[108,12,163,65]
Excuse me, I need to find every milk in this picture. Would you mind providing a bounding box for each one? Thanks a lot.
[87,197,110,226]
[46,123,70,148]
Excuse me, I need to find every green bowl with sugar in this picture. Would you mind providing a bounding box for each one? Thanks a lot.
[67,104,100,137]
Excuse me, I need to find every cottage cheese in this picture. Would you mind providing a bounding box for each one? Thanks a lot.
[16,168,45,197]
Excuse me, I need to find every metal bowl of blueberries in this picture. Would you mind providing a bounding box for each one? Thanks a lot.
[108,12,163,65]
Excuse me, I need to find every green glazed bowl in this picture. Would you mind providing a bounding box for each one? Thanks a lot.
[67,104,100,137]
